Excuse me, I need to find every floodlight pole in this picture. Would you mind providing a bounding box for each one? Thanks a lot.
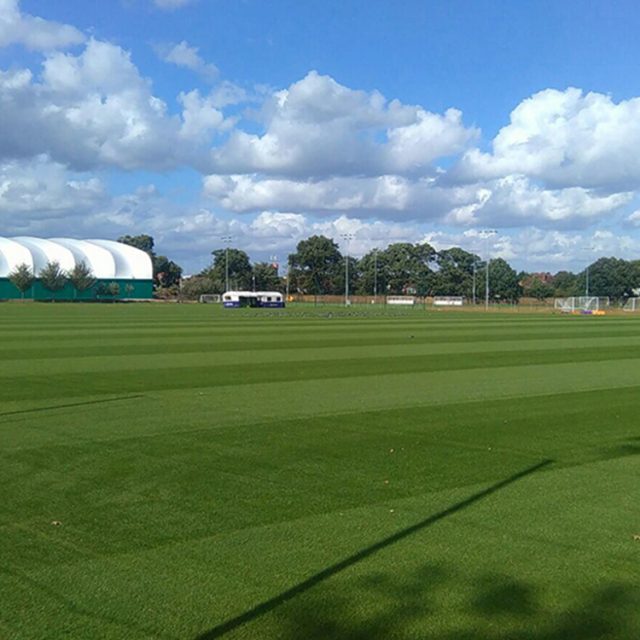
[472,260,477,305]
[286,256,290,299]
[341,233,354,306]
[480,229,497,311]
[586,265,589,297]
[221,235,232,292]
[582,245,594,297]
[373,248,378,298]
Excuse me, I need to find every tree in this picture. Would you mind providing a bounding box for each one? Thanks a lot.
[96,282,120,298]
[356,249,387,296]
[582,257,638,300]
[252,262,282,291]
[153,255,182,288]
[68,262,96,299]
[39,261,68,299]
[118,234,154,254]
[8,263,34,299]
[487,258,522,302]
[382,242,436,295]
[527,279,555,300]
[289,236,343,295]
[432,247,479,297]
[202,248,253,292]
[552,271,580,297]
[180,276,218,300]
[118,234,183,289]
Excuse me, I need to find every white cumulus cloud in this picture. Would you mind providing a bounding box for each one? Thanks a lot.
[210,71,478,177]
[456,88,640,191]
[153,0,197,10]
[0,39,231,171]
[0,0,85,51]
[158,41,218,80]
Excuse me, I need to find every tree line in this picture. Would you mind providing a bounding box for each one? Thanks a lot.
[15,233,630,303]
[166,234,640,303]
[8,261,127,299]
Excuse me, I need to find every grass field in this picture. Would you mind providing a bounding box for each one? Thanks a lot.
[1,303,639,639]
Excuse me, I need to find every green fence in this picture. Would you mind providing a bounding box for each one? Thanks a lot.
[0,278,153,301]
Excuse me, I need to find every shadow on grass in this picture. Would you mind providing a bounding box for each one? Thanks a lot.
[195,459,553,639]
[273,567,640,640]
[598,436,640,461]
[0,395,145,419]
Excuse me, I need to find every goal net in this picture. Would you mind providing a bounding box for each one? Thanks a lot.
[623,297,640,311]
[199,294,221,303]
[554,296,610,313]
[433,296,464,307]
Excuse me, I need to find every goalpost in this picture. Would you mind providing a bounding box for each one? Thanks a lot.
[623,297,640,311]
[198,294,221,303]
[554,296,610,313]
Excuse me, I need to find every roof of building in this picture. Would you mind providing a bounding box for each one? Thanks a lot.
[0,237,153,279]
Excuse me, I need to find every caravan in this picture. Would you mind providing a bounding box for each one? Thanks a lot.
[222,291,285,308]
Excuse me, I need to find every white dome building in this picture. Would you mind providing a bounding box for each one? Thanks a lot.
[0,237,153,300]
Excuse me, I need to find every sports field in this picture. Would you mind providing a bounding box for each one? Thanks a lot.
[1,303,639,639]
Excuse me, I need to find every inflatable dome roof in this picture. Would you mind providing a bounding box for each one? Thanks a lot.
[0,237,153,279]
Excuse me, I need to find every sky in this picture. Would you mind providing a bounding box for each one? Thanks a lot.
[2,0,640,274]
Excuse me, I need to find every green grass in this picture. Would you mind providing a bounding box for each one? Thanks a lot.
[1,303,639,639]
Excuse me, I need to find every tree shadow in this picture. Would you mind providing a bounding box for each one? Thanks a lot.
[271,567,640,640]
[194,460,553,639]
[597,436,640,460]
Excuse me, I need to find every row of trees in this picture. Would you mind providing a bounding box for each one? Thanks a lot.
[108,234,640,303]
[8,261,110,299]
[181,236,525,301]
[8,260,128,299]
[193,237,640,303]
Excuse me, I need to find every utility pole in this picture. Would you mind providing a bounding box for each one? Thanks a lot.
[341,233,354,306]
[373,248,378,299]
[479,229,497,311]
[221,235,232,292]
[581,245,597,297]
[472,260,477,305]
[286,256,290,300]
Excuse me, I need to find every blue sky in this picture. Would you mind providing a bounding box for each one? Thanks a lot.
[2,0,640,273]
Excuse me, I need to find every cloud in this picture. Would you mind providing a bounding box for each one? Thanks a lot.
[162,209,426,270]
[210,71,478,177]
[0,156,109,237]
[152,0,197,9]
[0,156,105,220]
[203,172,629,230]
[0,39,231,171]
[424,227,640,271]
[178,90,232,139]
[455,88,640,191]
[157,41,218,80]
[445,175,632,228]
[0,0,85,51]
[204,173,488,221]
[0,155,632,272]
[2,1,638,265]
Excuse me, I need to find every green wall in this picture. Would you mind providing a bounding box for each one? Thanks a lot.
[0,278,153,301]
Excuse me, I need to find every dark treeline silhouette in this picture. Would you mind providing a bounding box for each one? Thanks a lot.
[122,234,640,302]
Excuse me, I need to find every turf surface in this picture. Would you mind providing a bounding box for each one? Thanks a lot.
[1,303,639,639]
